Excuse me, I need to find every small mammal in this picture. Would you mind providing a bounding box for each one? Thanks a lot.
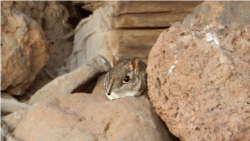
[104,56,147,100]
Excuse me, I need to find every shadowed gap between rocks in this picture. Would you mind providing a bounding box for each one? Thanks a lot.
[69,6,92,28]
[71,74,99,94]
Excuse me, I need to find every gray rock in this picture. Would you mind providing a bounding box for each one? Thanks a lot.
[1,93,31,113]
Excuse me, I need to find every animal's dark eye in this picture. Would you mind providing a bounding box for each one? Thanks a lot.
[123,76,130,83]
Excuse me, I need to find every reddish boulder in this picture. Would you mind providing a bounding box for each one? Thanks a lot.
[147,23,250,141]
[183,1,250,25]
[1,2,49,95]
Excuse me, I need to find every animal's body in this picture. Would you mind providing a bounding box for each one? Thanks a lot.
[104,56,147,100]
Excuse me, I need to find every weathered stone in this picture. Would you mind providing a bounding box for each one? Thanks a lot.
[12,1,74,97]
[113,13,191,28]
[68,14,113,71]
[1,93,17,101]
[1,2,49,95]
[147,24,250,140]
[106,29,164,62]
[0,129,4,141]
[111,1,202,28]
[1,121,17,141]
[1,93,31,113]
[13,1,73,71]
[111,1,202,16]
[183,1,250,25]
[65,1,200,71]
[72,1,106,12]
[29,55,111,105]
[92,74,106,96]
[2,111,25,132]
[0,92,30,114]
[15,93,175,141]
[1,121,9,141]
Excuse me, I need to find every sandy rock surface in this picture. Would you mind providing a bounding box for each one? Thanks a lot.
[28,55,111,105]
[147,23,250,141]
[1,2,49,95]
[2,111,25,132]
[15,93,175,141]
[183,1,250,25]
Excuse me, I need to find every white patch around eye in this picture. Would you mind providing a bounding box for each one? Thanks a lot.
[123,79,129,83]
[123,72,133,83]
[122,76,130,83]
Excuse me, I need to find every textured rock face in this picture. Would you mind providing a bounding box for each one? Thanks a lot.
[12,1,74,96]
[29,55,111,104]
[14,93,174,141]
[2,111,25,132]
[72,0,110,12]
[13,1,73,73]
[183,1,250,25]
[1,2,49,95]
[28,55,111,105]
[65,1,201,71]
[147,24,250,141]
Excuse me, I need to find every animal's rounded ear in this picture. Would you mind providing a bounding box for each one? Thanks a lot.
[127,57,139,73]
[111,56,117,67]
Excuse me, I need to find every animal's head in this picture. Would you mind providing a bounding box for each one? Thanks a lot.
[104,56,147,100]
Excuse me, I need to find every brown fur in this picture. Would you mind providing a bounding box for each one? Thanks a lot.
[104,56,147,100]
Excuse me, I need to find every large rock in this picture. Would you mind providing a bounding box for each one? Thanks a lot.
[1,2,49,95]
[65,13,113,72]
[183,1,250,25]
[64,1,201,71]
[77,1,200,15]
[12,1,74,96]
[13,1,73,73]
[29,55,111,105]
[112,13,192,28]
[14,93,175,141]
[111,1,202,28]
[147,23,250,140]
[111,1,202,16]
